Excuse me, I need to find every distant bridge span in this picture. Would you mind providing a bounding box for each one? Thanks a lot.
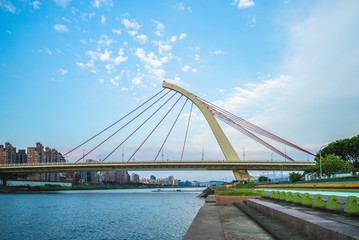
[0,161,315,174]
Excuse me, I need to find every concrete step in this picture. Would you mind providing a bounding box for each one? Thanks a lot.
[218,204,274,240]
[234,202,312,240]
[247,199,359,240]
[183,205,225,240]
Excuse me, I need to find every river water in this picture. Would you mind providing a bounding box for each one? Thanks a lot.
[0,188,205,240]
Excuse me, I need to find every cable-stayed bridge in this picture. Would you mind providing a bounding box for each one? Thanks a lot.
[0,82,315,184]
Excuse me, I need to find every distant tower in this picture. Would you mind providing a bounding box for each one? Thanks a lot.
[122,148,124,162]
[201,148,204,161]
[243,147,245,161]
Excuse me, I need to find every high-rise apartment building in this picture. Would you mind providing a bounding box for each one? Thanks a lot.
[104,170,130,184]
[0,145,5,164]
[0,142,17,164]
[130,173,140,183]
[16,149,27,163]
[27,142,45,181]
[44,147,61,181]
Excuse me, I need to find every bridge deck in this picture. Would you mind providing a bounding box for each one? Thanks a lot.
[0,161,315,173]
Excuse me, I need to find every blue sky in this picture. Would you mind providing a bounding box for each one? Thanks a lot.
[1,0,358,181]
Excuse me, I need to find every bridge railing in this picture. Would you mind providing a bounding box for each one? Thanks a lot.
[0,160,315,167]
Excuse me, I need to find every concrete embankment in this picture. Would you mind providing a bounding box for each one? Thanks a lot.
[247,198,359,240]
[184,192,359,240]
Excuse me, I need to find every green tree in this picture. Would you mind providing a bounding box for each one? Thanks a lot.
[258,176,269,182]
[321,154,354,177]
[308,154,354,178]
[318,135,359,170]
[289,172,303,182]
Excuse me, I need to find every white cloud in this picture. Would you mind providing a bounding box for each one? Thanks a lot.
[135,48,163,68]
[128,30,137,36]
[159,44,172,53]
[33,1,42,9]
[97,35,113,46]
[173,2,191,12]
[155,21,164,36]
[121,87,128,91]
[76,62,86,67]
[134,48,169,81]
[99,79,105,83]
[80,39,87,44]
[44,48,52,55]
[152,40,174,55]
[112,29,121,35]
[215,75,291,113]
[210,50,227,55]
[181,65,197,73]
[76,61,94,68]
[217,89,226,93]
[80,12,95,21]
[101,15,106,24]
[57,68,68,75]
[0,1,16,13]
[132,73,143,85]
[92,0,113,8]
[121,18,140,29]
[170,36,177,43]
[110,78,119,87]
[136,35,148,44]
[275,1,359,144]
[54,24,68,32]
[179,33,188,40]
[6,30,11,35]
[170,34,187,43]
[164,76,189,87]
[113,48,128,64]
[195,54,200,61]
[182,65,191,72]
[87,49,115,63]
[234,0,255,9]
[54,0,71,8]
[62,17,72,23]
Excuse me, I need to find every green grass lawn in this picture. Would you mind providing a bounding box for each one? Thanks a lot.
[216,189,261,196]
[255,188,359,193]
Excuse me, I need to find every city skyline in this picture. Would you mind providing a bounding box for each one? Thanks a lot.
[1,0,358,181]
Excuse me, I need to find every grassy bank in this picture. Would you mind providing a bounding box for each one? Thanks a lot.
[216,189,260,196]
[254,188,359,193]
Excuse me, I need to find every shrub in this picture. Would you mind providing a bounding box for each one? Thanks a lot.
[289,172,303,182]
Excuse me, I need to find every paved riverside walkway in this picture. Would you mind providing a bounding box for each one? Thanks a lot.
[183,203,274,240]
[218,205,274,240]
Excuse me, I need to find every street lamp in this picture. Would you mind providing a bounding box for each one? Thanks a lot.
[319,144,327,179]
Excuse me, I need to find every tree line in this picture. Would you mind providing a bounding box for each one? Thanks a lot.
[307,134,359,178]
